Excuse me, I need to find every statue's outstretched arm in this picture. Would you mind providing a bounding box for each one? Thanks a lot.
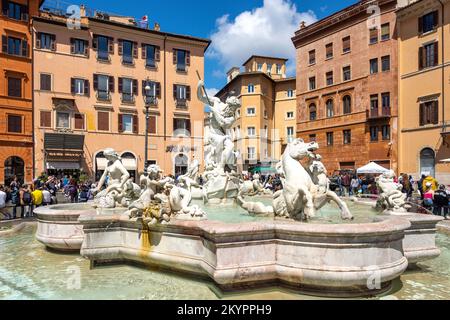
[197,80,220,106]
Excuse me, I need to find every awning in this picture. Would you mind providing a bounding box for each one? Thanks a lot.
[95,158,137,171]
[250,166,277,174]
[122,158,137,170]
[357,162,390,174]
[46,162,80,170]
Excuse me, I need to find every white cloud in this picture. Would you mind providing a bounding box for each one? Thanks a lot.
[208,0,317,77]
[205,88,219,97]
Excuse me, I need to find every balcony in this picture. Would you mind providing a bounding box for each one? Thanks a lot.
[368,107,391,119]
[121,94,135,104]
[176,99,188,109]
[144,96,158,106]
[96,91,111,102]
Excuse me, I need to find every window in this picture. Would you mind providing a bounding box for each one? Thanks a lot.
[309,50,316,65]
[173,118,191,136]
[342,36,351,53]
[309,134,316,142]
[326,71,333,86]
[93,35,112,61]
[71,78,89,96]
[40,111,51,128]
[419,11,438,34]
[174,49,190,72]
[7,77,21,97]
[287,127,294,138]
[247,107,256,116]
[248,127,256,136]
[370,126,379,142]
[309,104,317,121]
[326,99,334,118]
[309,77,316,90]
[419,100,439,126]
[343,130,351,145]
[37,33,55,51]
[74,113,85,130]
[3,1,28,21]
[248,147,256,160]
[119,78,137,103]
[343,66,351,81]
[382,125,390,140]
[94,74,113,101]
[286,111,294,119]
[40,74,51,91]
[382,92,390,111]
[419,42,439,69]
[143,80,160,104]
[97,111,109,131]
[7,115,21,133]
[71,38,87,55]
[119,40,136,65]
[2,36,27,57]
[267,64,272,75]
[248,84,255,93]
[343,95,352,114]
[276,64,282,74]
[381,55,390,72]
[257,63,263,71]
[369,28,378,44]
[326,43,333,59]
[147,115,157,134]
[143,44,160,68]
[370,58,378,74]
[370,95,379,115]
[381,23,390,41]
[173,85,191,106]
[326,132,334,146]
[264,108,268,118]
[56,112,70,129]
[121,114,134,133]
[287,89,294,98]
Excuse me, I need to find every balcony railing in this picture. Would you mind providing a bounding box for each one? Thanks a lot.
[121,94,135,104]
[176,99,188,109]
[96,91,111,102]
[144,96,158,106]
[369,107,391,119]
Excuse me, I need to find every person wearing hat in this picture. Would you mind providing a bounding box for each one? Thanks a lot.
[423,182,435,210]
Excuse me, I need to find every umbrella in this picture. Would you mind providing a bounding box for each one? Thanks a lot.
[357,162,390,174]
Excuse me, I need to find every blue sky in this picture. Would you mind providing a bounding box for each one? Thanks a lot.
[42,0,357,93]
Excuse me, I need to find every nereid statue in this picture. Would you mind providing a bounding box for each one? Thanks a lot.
[376,170,409,213]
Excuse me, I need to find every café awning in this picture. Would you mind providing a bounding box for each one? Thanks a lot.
[46,162,80,170]
[357,162,390,174]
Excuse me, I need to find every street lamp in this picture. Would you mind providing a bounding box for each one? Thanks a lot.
[144,79,153,174]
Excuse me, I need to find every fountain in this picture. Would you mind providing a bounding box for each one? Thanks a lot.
[32,80,444,298]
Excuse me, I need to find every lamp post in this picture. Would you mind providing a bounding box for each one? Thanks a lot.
[144,79,152,174]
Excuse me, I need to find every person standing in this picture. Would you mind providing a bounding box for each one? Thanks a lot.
[342,173,351,197]
[433,185,449,217]
[31,187,44,217]
[423,183,435,210]
[10,183,20,219]
[67,179,78,203]
[350,176,360,196]
[21,185,33,218]
[42,187,51,206]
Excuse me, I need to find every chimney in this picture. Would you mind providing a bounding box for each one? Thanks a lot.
[154,22,160,31]
[300,21,306,29]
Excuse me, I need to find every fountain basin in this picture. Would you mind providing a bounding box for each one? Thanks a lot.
[34,203,94,252]
[79,213,410,297]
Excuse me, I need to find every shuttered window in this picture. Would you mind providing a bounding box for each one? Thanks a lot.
[118,114,138,134]
[381,23,390,41]
[147,115,157,134]
[342,36,351,53]
[36,33,55,51]
[7,115,22,133]
[326,71,333,86]
[70,38,88,56]
[308,50,316,65]
[40,73,51,91]
[2,35,28,57]
[369,28,378,44]
[143,44,160,67]
[40,111,51,128]
[3,1,28,21]
[173,49,190,71]
[74,113,85,130]
[7,77,21,97]
[326,43,333,59]
[97,111,109,131]
[419,11,438,34]
[381,55,390,72]
[419,42,439,69]
[93,35,112,61]
[343,130,351,145]
[419,101,439,126]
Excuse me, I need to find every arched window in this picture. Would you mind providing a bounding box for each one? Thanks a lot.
[309,104,317,121]
[326,99,334,118]
[4,156,24,186]
[420,148,435,177]
[343,95,352,114]
[174,154,189,177]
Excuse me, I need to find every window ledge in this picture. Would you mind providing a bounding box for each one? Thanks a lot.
[342,50,351,55]
[325,56,333,61]
[419,29,438,38]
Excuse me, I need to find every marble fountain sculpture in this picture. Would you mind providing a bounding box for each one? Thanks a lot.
[34,81,444,298]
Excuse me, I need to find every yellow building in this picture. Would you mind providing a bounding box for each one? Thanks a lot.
[216,56,296,172]
[397,0,450,183]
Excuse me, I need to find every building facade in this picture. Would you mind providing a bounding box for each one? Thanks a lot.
[0,0,42,185]
[216,56,296,172]
[292,0,399,174]
[32,9,209,180]
[397,0,450,183]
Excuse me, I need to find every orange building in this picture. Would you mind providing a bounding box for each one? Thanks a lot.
[292,0,399,173]
[0,0,42,185]
[32,7,209,180]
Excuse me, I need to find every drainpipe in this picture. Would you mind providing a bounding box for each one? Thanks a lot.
[30,2,36,182]
[163,35,167,141]
[437,0,445,133]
